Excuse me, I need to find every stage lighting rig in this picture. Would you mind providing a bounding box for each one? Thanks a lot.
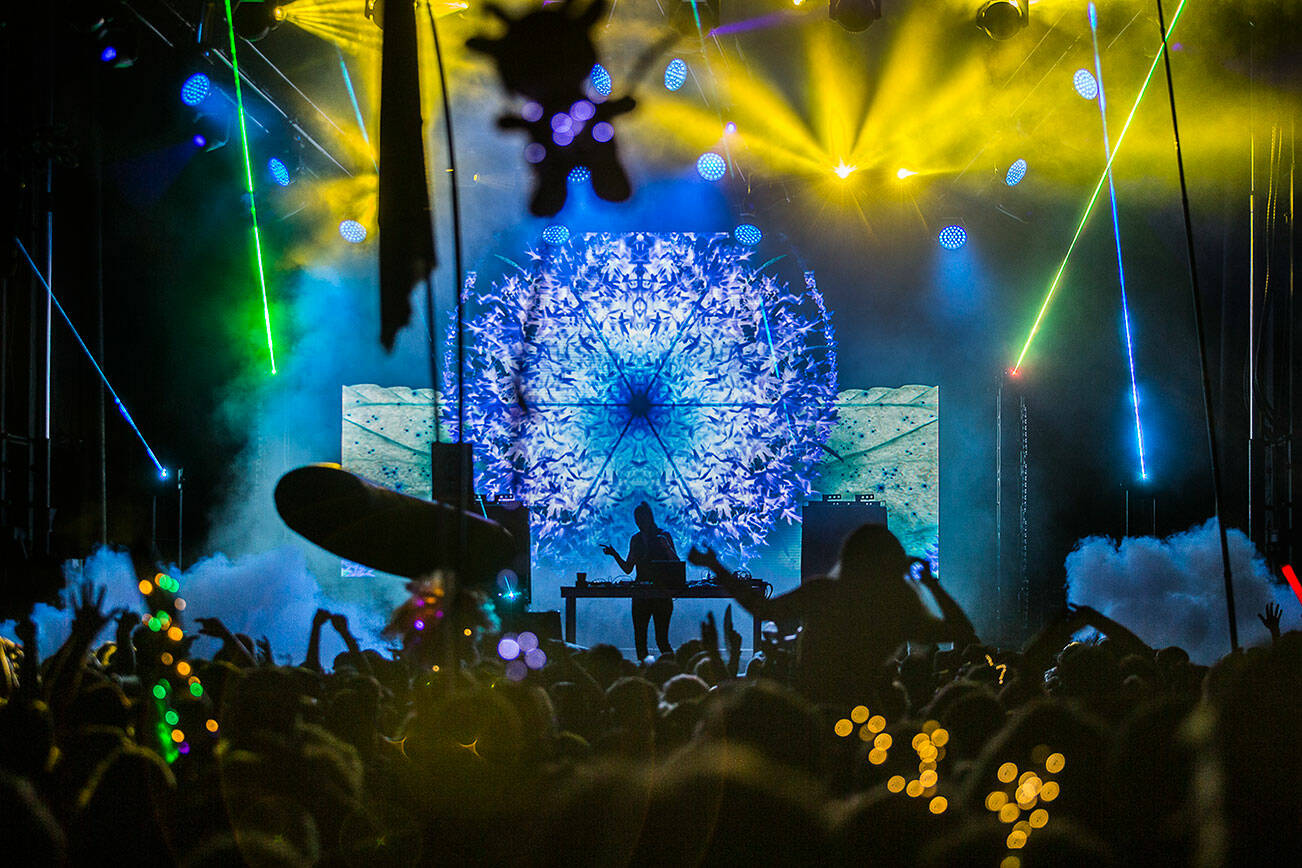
[92,14,140,67]
[365,0,384,28]
[231,0,284,41]
[975,0,1027,41]
[829,0,881,33]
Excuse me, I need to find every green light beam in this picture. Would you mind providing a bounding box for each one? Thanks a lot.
[1012,0,1187,374]
[225,0,278,375]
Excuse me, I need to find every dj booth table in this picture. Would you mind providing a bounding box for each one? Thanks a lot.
[559,584,763,650]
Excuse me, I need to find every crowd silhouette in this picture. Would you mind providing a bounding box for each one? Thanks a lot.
[1,524,1298,865]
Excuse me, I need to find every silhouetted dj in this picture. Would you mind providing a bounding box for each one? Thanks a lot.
[602,501,677,659]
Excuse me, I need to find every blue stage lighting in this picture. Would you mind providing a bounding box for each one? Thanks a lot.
[734,223,762,246]
[665,58,688,91]
[696,152,727,181]
[339,220,367,243]
[589,63,612,97]
[1005,158,1028,186]
[1074,68,1099,100]
[192,134,207,148]
[938,225,967,250]
[100,46,118,63]
[567,166,591,185]
[541,224,570,245]
[268,157,291,187]
[180,73,211,106]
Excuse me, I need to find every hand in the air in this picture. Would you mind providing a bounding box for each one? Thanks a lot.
[1258,602,1283,641]
[601,544,617,557]
[687,547,720,569]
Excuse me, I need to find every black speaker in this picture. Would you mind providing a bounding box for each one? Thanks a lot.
[800,496,888,581]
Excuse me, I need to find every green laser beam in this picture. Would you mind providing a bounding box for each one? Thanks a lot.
[225,0,278,375]
[1012,0,1187,374]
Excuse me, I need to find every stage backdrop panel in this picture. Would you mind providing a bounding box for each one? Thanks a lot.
[813,386,939,567]
[342,384,441,498]
[342,384,938,563]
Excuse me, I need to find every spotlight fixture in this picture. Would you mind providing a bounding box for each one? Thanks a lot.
[975,0,1027,40]
[829,0,881,33]
[664,58,688,92]
[232,0,284,42]
[733,223,762,246]
[833,161,857,179]
[938,224,968,250]
[696,152,727,181]
[180,73,212,107]
[1005,158,1027,186]
[896,168,918,179]
[339,219,368,243]
[542,224,571,245]
[92,16,140,68]
[364,0,384,28]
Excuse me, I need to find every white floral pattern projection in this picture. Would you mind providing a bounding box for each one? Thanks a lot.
[452,232,838,560]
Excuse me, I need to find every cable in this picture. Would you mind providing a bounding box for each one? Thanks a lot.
[1153,0,1237,650]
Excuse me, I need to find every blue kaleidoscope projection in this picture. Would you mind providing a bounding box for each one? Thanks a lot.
[454,233,838,560]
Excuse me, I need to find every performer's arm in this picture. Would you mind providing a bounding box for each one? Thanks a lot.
[602,540,634,574]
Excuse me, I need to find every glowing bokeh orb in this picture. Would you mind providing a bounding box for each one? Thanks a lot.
[339,219,368,243]
[1073,68,1099,100]
[664,58,688,91]
[1005,158,1027,186]
[567,165,591,185]
[192,134,207,148]
[592,121,614,143]
[456,233,838,559]
[524,142,546,164]
[100,46,118,63]
[589,63,612,97]
[733,223,762,246]
[180,73,211,106]
[497,636,521,660]
[268,157,291,187]
[938,225,967,250]
[522,101,543,122]
[696,152,727,181]
[541,224,570,245]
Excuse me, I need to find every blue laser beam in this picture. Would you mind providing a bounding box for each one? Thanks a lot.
[1013,0,1187,372]
[14,236,167,478]
[337,48,377,171]
[1090,3,1147,480]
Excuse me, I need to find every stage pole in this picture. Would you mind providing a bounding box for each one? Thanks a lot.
[1154,0,1238,650]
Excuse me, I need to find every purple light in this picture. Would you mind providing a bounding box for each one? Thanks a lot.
[592,122,614,143]
[725,122,737,135]
[100,46,118,63]
[505,659,527,681]
[552,129,574,147]
[524,143,546,163]
[570,100,595,122]
[551,113,573,132]
[192,134,207,148]
[522,101,543,122]
[497,636,521,660]
[178,742,190,754]
[413,619,425,631]
[518,631,539,652]
[525,648,547,670]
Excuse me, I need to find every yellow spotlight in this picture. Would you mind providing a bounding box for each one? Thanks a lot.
[833,161,857,179]
[896,168,918,179]
[273,6,286,21]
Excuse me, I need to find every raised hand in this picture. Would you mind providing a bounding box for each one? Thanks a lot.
[687,546,721,569]
[313,608,332,628]
[700,611,720,657]
[1258,602,1283,641]
[723,605,743,676]
[70,580,116,640]
[601,544,617,557]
